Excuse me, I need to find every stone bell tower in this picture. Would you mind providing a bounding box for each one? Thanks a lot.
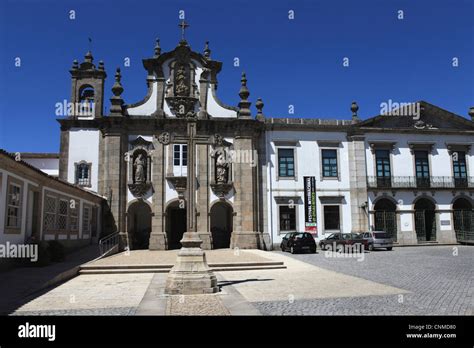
[69,51,106,118]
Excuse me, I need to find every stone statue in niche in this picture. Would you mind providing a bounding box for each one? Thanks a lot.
[215,150,229,184]
[134,153,147,183]
[174,64,189,96]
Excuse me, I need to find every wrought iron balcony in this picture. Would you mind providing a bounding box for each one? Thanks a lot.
[367,176,474,189]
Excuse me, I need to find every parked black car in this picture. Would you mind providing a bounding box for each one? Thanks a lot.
[280,232,317,254]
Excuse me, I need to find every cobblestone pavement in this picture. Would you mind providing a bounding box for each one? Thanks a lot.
[253,246,473,315]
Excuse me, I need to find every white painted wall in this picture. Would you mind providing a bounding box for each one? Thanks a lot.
[266,130,352,245]
[365,132,473,177]
[127,80,158,116]
[67,128,100,192]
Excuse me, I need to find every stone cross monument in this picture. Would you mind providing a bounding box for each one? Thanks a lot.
[164,117,218,294]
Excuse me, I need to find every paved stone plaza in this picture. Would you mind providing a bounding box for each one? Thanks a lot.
[11,246,473,316]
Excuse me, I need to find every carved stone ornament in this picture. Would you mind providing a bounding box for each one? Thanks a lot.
[166,96,198,118]
[210,182,233,200]
[158,132,170,145]
[166,176,187,199]
[128,182,153,199]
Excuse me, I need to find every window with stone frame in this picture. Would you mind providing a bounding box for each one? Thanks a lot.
[44,195,57,231]
[57,199,68,231]
[278,148,295,178]
[323,205,340,231]
[75,162,91,187]
[82,205,91,233]
[279,205,296,233]
[69,200,79,232]
[173,144,188,176]
[6,183,21,228]
[322,149,338,178]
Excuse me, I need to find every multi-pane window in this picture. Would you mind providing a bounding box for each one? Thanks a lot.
[75,162,91,186]
[415,151,430,187]
[453,151,467,187]
[58,199,68,230]
[69,200,78,232]
[173,144,188,176]
[83,206,91,233]
[44,195,57,231]
[323,205,340,231]
[278,148,295,178]
[6,184,21,228]
[376,150,391,187]
[279,205,296,232]
[453,151,467,178]
[322,149,338,178]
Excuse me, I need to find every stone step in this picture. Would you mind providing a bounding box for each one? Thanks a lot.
[80,261,284,270]
[79,264,286,275]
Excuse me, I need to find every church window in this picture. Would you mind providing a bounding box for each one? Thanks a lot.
[57,199,68,230]
[75,162,91,187]
[173,144,187,176]
[69,200,78,232]
[83,205,91,233]
[44,195,57,231]
[6,183,21,228]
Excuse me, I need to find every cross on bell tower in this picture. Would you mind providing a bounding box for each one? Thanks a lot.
[179,20,189,41]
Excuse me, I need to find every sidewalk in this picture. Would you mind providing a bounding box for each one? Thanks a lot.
[0,244,100,315]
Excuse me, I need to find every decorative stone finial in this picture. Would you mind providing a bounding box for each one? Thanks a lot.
[72,59,79,70]
[98,60,104,70]
[204,41,211,58]
[110,68,124,116]
[256,98,265,121]
[469,106,474,122]
[84,51,93,64]
[238,72,251,118]
[154,38,161,57]
[351,101,360,123]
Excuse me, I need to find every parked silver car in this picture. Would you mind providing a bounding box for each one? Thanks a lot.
[360,231,393,251]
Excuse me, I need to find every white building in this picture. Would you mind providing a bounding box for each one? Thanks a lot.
[265,101,474,248]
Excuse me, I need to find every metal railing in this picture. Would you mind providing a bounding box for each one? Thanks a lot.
[98,232,120,256]
[367,176,474,189]
[456,230,474,243]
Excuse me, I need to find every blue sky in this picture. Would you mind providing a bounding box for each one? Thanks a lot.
[0,0,473,152]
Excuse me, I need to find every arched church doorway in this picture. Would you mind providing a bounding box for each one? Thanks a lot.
[127,201,151,250]
[414,198,436,242]
[374,199,397,241]
[453,197,472,241]
[210,202,233,249]
[166,201,187,250]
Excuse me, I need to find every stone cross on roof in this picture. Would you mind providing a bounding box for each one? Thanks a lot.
[178,20,189,41]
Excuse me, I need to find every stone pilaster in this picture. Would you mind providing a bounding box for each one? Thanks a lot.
[102,131,127,248]
[347,134,369,233]
[230,136,260,249]
[58,127,69,182]
[196,143,212,249]
[257,131,271,250]
[149,141,167,250]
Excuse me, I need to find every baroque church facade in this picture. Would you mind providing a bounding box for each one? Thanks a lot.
[56,26,474,251]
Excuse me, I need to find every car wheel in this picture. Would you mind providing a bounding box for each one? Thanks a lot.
[280,244,285,252]
[325,243,332,251]
[290,246,295,254]
[368,244,374,251]
[386,247,392,251]
[336,244,344,253]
